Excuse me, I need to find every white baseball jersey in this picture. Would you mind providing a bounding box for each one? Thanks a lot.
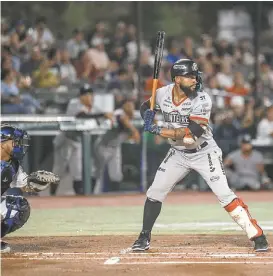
[155,84,214,150]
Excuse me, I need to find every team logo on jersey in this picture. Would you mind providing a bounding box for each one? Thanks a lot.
[163,111,189,124]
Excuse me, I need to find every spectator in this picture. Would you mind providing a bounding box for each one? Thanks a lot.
[216,59,233,89]
[202,61,215,86]
[215,38,233,58]
[109,21,128,50]
[32,48,61,88]
[87,38,110,78]
[225,72,250,105]
[224,134,271,190]
[1,18,10,46]
[74,50,95,83]
[87,20,110,49]
[66,29,88,60]
[196,34,216,58]
[260,61,273,100]
[109,44,126,66]
[30,16,55,51]
[166,40,182,64]
[181,36,196,59]
[20,46,43,77]
[213,109,240,158]
[60,48,77,84]
[1,68,41,114]
[256,105,273,143]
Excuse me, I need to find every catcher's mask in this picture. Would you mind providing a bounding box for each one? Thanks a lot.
[170,59,203,96]
[1,124,30,161]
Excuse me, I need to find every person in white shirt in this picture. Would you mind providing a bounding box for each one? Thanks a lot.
[256,105,273,143]
[216,59,233,88]
[60,49,77,84]
[30,17,54,51]
[66,29,88,60]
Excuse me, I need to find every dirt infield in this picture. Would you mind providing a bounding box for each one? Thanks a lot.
[2,191,273,275]
[2,235,273,276]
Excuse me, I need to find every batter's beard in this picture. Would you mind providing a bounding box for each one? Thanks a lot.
[179,84,196,97]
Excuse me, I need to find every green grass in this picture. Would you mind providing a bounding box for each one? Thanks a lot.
[10,202,273,237]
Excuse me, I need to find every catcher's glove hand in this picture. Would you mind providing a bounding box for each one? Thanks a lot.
[26,170,60,193]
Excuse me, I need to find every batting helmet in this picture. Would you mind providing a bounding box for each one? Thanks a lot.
[170,59,203,92]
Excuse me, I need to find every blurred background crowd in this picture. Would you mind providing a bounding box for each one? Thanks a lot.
[1,2,273,193]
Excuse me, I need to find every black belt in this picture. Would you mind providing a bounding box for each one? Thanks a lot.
[181,141,208,154]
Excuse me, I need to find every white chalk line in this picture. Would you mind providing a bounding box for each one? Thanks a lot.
[11,252,273,258]
[113,261,273,265]
[5,256,273,261]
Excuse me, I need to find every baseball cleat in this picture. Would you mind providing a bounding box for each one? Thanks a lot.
[253,234,269,252]
[1,241,11,253]
[132,230,151,251]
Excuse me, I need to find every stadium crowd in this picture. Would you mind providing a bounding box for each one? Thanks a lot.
[1,16,273,192]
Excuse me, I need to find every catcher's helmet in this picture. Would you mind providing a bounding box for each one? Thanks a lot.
[170,59,203,92]
[1,124,30,161]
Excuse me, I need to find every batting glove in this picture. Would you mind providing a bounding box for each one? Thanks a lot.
[146,124,162,135]
[143,109,156,131]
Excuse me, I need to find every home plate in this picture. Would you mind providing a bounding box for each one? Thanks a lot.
[104,257,120,265]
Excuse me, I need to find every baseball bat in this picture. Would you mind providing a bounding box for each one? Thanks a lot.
[150,31,165,110]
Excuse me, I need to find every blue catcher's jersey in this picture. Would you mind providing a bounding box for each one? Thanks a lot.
[1,160,19,195]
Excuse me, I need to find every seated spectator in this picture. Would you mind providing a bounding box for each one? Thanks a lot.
[181,36,196,60]
[87,38,110,79]
[20,46,43,77]
[229,96,254,136]
[60,48,77,84]
[202,61,215,86]
[1,45,21,73]
[1,18,10,46]
[33,48,61,88]
[213,109,240,158]
[109,44,126,66]
[74,50,96,83]
[256,105,273,143]
[166,40,182,64]
[225,72,250,105]
[260,61,273,100]
[1,68,41,114]
[10,20,30,60]
[87,20,110,49]
[66,29,88,61]
[196,34,216,58]
[30,16,55,51]
[216,59,233,89]
[224,135,271,190]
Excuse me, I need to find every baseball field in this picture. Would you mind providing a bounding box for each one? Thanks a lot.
[2,191,273,276]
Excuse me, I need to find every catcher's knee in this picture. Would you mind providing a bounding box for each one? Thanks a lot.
[1,195,30,238]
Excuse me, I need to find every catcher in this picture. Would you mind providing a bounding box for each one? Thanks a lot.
[1,124,60,253]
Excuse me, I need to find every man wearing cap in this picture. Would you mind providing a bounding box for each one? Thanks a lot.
[52,84,112,195]
[224,134,271,190]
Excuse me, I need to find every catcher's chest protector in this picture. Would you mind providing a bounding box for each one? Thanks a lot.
[1,160,18,195]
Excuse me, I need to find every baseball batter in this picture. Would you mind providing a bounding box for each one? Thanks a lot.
[131,59,269,252]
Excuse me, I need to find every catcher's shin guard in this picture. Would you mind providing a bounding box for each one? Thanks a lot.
[224,198,263,240]
[1,195,30,237]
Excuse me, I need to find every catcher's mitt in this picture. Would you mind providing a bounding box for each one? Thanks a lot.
[26,170,60,192]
